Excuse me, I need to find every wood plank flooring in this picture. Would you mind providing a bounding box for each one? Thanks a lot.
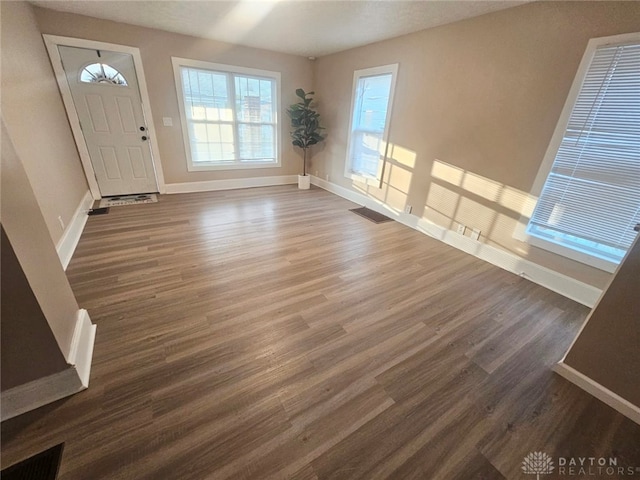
[2,185,639,479]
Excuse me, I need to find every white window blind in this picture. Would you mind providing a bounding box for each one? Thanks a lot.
[172,58,280,171]
[527,41,640,265]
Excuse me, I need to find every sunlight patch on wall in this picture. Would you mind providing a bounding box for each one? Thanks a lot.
[429,159,536,218]
[349,142,416,214]
[462,171,501,202]
[426,183,458,228]
[484,212,531,254]
[387,163,412,194]
[389,144,416,169]
[431,159,464,186]
[368,180,386,203]
[457,197,497,236]
[352,179,368,196]
[499,185,537,217]
[425,207,455,229]
[425,159,539,251]
[384,185,408,211]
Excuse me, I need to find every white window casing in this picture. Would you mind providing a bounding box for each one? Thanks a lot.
[344,64,399,187]
[172,57,281,171]
[516,32,640,273]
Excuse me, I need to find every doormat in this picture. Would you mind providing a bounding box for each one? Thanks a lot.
[350,206,394,224]
[99,194,157,208]
[1,443,64,480]
[88,207,110,216]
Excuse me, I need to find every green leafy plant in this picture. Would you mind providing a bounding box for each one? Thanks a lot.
[286,89,325,176]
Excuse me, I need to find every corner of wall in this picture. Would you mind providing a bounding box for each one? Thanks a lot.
[56,190,93,270]
[554,361,640,425]
[0,308,96,421]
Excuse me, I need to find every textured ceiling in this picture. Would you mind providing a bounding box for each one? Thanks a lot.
[30,1,531,57]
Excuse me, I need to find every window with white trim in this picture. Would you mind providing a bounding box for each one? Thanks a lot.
[525,34,640,272]
[345,64,398,185]
[172,58,280,170]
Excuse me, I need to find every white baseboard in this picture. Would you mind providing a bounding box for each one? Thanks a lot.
[66,309,97,387]
[0,309,96,421]
[164,175,298,194]
[1,367,85,421]
[56,190,93,270]
[554,362,640,425]
[310,176,602,308]
[414,217,602,307]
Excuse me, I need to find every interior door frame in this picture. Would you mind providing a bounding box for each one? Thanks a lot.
[43,34,166,199]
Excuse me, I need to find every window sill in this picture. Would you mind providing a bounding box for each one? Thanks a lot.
[513,223,619,273]
[344,171,381,188]
[187,161,281,172]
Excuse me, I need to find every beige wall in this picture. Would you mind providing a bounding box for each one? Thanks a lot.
[5,1,638,291]
[563,234,640,406]
[33,7,314,185]
[1,1,89,246]
[1,227,68,391]
[312,1,640,289]
[1,119,81,361]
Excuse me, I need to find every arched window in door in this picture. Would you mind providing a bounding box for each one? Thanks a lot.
[80,63,128,86]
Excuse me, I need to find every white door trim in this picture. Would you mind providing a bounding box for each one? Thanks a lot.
[43,34,166,199]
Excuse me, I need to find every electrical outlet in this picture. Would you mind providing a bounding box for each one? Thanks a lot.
[58,215,65,231]
[404,205,412,214]
[162,117,173,127]
[471,228,481,240]
[326,174,330,182]
[456,223,466,235]
[315,170,319,177]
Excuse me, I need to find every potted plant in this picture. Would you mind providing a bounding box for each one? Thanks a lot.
[286,89,325,189]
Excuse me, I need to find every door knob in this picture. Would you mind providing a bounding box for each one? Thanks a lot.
[139,126,146,131]
[141,135,148,141]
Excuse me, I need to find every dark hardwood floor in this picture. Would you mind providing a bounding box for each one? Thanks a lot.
[2,185,639,479]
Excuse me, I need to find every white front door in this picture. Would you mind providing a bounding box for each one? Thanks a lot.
[58,46,158,196]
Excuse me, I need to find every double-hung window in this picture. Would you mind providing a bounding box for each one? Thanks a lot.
[345,64,398,186]
[523,34,640,272]
[172,58,280,170]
